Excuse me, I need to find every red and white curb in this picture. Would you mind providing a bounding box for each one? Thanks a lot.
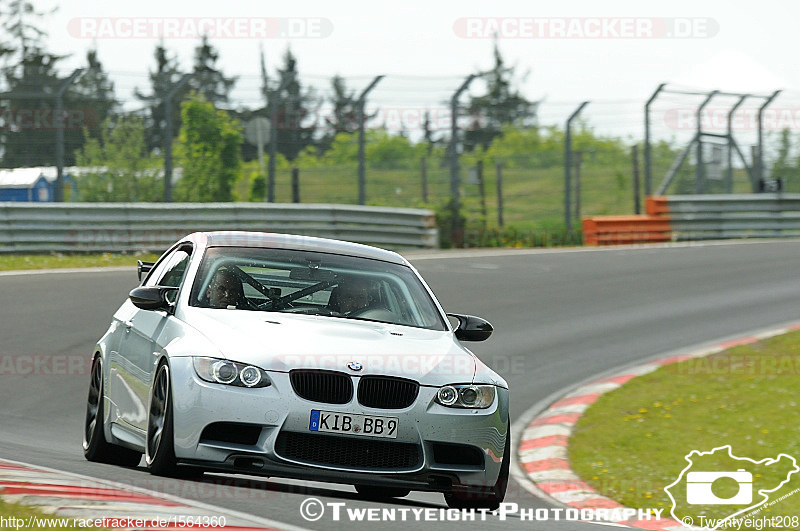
[0,458,308,530]
[511,321,800,530]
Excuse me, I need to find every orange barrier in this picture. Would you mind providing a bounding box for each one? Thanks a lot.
[582,215,672,245]
[645,196,670,216]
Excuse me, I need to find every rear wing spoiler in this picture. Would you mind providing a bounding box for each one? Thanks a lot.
[137,260,155,282]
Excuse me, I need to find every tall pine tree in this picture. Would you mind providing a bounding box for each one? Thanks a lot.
[319,75,357,152]
[190,35,237,106]
[0,0,75,167]
[72,48,118,143]
[0,0,53,78]
[464,39,536,152]
[134,43,189,154]
[271,48,318,161]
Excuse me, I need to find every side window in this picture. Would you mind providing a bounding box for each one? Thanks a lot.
[143,251,177,287]
[160,250,191,289]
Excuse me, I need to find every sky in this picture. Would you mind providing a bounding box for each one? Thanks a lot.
[31,0,800,147]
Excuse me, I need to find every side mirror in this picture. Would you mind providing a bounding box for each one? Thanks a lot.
[137,260,154,282]
[129,286,174,312]
[447,313,493,342]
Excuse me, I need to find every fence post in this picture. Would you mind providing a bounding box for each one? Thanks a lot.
[633,144,641,214]
[751,146,760,190]
[695,91,718,194]
[55,69,84,202]
[644,84,666,197]
[565,101,589,230]
[477,160,487,229]
[267,72,295,203]
[291,168,300,203]
[449,74,478,247]
[727,95,748,194]
[496,162,504,227]
[574,151,582,222]
[163,73,193,203]
[420,157,428,203]
[757,90,781,187]
[357,75,384,205]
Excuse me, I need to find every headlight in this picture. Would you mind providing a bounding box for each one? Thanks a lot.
[435,384,495,408]
[192,357,271,388]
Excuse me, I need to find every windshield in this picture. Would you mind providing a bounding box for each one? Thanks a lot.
[189,246,447,331]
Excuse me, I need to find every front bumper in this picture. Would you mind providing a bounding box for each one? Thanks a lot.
[169,357,509,491]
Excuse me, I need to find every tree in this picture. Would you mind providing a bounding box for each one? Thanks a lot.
[365,129,422,169]
[74,116,162,201]
[0,0,73,166]
[190,35,236,106]
[0,48,67,167]
[771,128,794,181]
[464,38,537,151]
[318,131,358,165]
[135,43,189,154]
[174,93,242,202]
[234,46,270,163]
[422,110,441,156]
[72,48,117,143]
[318,75,357,152]
[271,48,318,161]
[0,0,54,79]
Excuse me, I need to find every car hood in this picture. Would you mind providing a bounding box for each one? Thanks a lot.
[181,307,479,386]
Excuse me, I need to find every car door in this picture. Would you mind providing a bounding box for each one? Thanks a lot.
[116,246,191,432]
[108,250,174,431]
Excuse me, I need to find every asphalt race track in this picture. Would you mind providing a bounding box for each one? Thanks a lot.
[1,240,798,530]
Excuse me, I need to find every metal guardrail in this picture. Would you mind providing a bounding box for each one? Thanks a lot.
[0,203,438,253]
[664,194,800,240]
[583,194,800,245]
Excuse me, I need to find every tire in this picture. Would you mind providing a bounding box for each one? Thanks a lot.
[444,425,510,511]
[82,355,142,467]
[146,362,181,476]
[354,485,411,500]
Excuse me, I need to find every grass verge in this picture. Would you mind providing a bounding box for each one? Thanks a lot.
[0,253,160,272]
[0,499,108,529]
[569,329,800,526]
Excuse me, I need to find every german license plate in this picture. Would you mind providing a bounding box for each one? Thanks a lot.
[309,410,398,439]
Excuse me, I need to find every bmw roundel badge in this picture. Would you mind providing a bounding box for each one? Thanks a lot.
[347,361,363,371]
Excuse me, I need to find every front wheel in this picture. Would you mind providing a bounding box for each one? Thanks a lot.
[145,362,204,478]
[83,355,142,466]
[444,425,510,511]
[146,362,180,476]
